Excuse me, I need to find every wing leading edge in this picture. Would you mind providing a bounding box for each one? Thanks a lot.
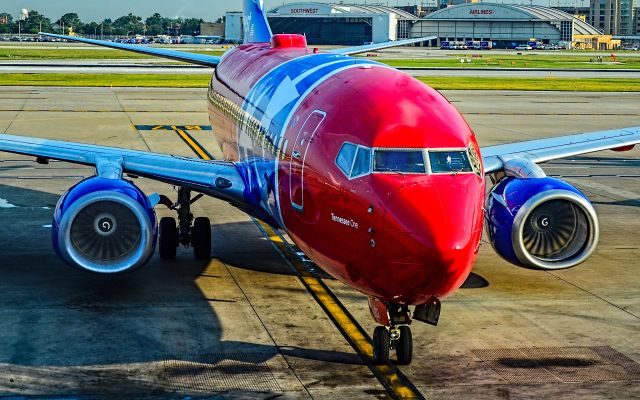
[39,33,221,67]
[0,133,244,202]
[481,126,640,173]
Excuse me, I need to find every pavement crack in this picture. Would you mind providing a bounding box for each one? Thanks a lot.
[546,271,640,321]
[112,88,152,152]
[3,89,32,134]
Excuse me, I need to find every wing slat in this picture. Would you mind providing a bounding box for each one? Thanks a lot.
[0,134,243,202]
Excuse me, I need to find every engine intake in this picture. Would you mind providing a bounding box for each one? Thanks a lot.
[487,177,599,270]
[53,177,157,274]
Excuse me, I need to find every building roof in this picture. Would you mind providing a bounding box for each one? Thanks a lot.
[268,2,418,19]
[424,3,600,34]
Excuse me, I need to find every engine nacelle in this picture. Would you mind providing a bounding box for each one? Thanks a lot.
[486,177,599,270]
[53,177,157,274]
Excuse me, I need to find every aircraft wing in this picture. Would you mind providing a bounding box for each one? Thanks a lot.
[39,33,221,67]
[481,126,640,173]
[329,36,436,56]
[0,133,243,202]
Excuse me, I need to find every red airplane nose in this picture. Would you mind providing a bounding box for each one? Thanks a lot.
[371,174,484,303]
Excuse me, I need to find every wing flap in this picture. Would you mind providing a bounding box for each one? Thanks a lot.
[329,36,436,56]
[481,126,640,173]
[0,133,244,202]
[39,33,221,67]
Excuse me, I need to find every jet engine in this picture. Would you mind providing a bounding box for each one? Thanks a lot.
[52,177,157,274]
[486,177,599,270]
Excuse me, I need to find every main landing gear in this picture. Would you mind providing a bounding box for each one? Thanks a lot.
[158,187,211,260]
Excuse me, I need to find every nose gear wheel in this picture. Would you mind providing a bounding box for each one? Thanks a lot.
[373,326,390,364]
[395,325,413,365]
[372,325,413,365]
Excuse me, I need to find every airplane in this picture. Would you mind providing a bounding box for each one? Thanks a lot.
[1,0,638,365]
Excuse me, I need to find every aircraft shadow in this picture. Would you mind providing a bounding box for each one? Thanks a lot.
[0,184,359,396]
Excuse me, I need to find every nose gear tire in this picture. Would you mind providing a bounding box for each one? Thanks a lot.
[395,325,413,365]
[373,326,390,364]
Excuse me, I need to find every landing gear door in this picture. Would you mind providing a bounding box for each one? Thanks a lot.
[289,110,325,211]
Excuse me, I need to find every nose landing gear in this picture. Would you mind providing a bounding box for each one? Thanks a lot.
[158,187,211,260]
[372,325,413,365]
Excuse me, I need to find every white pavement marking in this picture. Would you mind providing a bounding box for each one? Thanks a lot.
[0,198,17,208]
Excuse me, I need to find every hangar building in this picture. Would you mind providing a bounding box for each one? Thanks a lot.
[411,3,608,48]
[265,2,418,45]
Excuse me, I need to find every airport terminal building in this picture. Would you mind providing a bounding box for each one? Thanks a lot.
[411,3,611,49]
[226,2,418,45]
[224,2,616,49]
[266,3,418,45]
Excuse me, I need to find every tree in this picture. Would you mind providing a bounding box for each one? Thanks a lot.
[101,18,113,36]
[55,12,83,34]
[0,12,15,34]
[113,13,143,36]
[22,10,52,34]
[80,21,99,36]
[145,13,164,36]
[180,18,202,36]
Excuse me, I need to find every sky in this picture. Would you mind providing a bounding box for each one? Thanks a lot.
[1,0,569,22]
[2,1,424,22]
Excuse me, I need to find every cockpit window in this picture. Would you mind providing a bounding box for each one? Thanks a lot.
[336,143,357,176]
[428,151,473,173]
[373,150,426,173]
[336,142,371,179]
[351,147,371,178]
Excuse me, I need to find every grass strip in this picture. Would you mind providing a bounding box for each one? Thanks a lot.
[0,73,211,87]
[417,76,640,91]
[1,73,639,92]
[0,48,224,60]
[376,56,640,69]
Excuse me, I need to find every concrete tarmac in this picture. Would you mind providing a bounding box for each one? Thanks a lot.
[2,61,640,78]
[0,87,639,399]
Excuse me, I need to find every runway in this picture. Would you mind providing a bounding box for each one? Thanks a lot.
[0,87,639,399]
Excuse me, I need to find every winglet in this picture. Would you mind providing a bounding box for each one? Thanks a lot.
[243,0,273,43]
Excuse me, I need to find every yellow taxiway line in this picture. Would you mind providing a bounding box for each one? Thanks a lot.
[254,220,424,400]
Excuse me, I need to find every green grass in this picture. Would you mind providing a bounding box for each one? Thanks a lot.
[378,55,640,69]
[0,73,211,87]
[1,73,639,91]
[417,76,640,91]
[1,47,638,69]
[0,48,225,60]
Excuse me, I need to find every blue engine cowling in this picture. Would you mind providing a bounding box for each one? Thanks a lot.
[53,177,157,274]
[486,177,599,270]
